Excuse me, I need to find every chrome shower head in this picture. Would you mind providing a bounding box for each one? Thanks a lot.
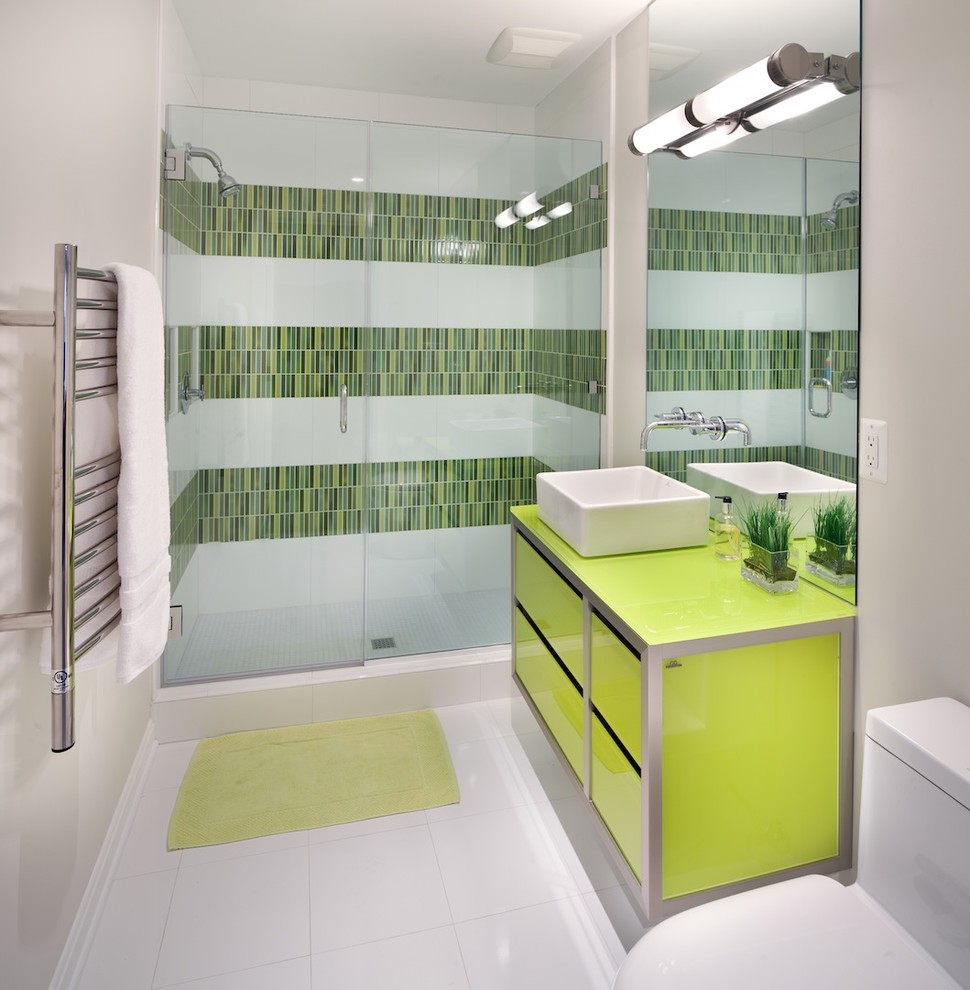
[183,144,241,201]
[821,189,859,230]
[217,171,241,201]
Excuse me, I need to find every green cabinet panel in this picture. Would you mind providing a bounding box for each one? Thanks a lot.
[591,711,642,880]
[514,534,584,687]
[661,634,841,899]
[514,609,584,783]
[590,612,641,764]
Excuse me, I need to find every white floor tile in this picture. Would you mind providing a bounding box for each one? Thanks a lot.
[430,805,580,922]
[455,897,618,990]
[308,825,452,953]
[144,740,198,791]
[153,846,311,987]
[115,787,182,878]
[425,736,532,822]
[160,956,312,990]
[74,701,630,990]
[77,871,177,990]
[433,702,503,746]
[178,826,310,868]
[306,808,429,845]
[311,927,469,990]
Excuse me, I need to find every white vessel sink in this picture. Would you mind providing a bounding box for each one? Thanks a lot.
[685,461,856,538]
[536,466,710,557]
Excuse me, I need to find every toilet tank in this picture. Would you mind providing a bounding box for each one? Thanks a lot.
[857,697,970,988]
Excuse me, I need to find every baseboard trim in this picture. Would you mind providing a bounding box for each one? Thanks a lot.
[48,721,157,990]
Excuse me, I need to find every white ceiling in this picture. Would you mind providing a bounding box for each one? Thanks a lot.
[171,0,651,107]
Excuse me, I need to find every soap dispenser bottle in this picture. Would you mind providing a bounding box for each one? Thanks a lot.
[714,495,740,561]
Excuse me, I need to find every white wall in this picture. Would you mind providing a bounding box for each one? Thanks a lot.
[0,2,161,986]
[856,0,970,715]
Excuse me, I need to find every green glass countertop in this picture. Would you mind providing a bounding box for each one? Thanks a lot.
[512,505,855,647]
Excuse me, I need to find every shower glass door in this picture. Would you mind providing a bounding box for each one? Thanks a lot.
[161,106,603,683]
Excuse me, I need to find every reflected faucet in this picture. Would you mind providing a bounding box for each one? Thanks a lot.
[640,406,752,450]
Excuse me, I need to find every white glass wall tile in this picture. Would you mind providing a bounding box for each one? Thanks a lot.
[805,394,858,457]
[535,136,602,197]
[196,258,367,328]
[367,394,535,462]
[165,248,203,326]
[647,150,804,215]
[806,271,859,332]
[366,531,438,601]
[369,262,439,327]
[197,538,314,614]
[436,264,535,330]
[313,117,370,190]
[645,390,802,451]
[437,129,533,199]
[310,534,366,605]
[434,525,510,595]
[648,270,803,330]
[532,397,601,472]
[195,399,365,469]
[534,254,601,331]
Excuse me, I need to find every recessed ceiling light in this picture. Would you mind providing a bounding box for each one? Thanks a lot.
[486,27,582,70]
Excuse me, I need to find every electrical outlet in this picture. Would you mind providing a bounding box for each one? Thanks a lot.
[860,418,888,484]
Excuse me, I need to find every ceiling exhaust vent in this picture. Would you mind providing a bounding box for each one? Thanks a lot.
[486,27,582,70]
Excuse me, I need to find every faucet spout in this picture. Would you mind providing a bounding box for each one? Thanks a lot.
[639,406,690,450]
[721,417,752,446]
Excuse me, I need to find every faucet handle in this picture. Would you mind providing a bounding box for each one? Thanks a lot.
[653,406,688,422]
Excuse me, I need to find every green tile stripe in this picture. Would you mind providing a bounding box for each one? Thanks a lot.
[200,325,365,399]
[160,130,203,254]
[809,329,858,396]
[170,471,201,590]
[369,326,530,396]
[199,464,362,542]
[645,446,804,485]
[534,165,608,266]
[195,456,548,542]
[647,328,802,392]
[807,205,859,274]
[367,456,540,532]
[199,324,604,413]
[649,208,801,275]
[532,329,606,414]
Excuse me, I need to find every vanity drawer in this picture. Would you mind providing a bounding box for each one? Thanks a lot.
[591,708,642,881]
[590,612,641,764]
[514,534,584,687]
[514,608,584,783]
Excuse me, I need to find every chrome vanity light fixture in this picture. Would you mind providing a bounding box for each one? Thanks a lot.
[494,193,573,229]
[163,143,242,200]
[628,44,860,159]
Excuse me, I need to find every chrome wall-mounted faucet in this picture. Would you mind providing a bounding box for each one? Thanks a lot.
[640,406,752,450]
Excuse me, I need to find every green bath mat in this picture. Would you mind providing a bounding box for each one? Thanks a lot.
[167,709,459,849]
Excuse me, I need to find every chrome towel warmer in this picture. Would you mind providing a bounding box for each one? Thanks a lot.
[0,243,122,752]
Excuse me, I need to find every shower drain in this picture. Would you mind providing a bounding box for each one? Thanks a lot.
[371,637,397,650]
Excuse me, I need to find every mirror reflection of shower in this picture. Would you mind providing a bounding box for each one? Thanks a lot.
[163,143,241,200]
[821,188,859,229]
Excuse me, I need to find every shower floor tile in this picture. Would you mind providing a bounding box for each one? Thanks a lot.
[74,700,643,990]
[166,589,510,683]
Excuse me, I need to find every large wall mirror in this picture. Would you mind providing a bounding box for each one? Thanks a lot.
[642,0,860,602]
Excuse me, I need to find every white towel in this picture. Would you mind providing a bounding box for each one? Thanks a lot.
[104,263,171,684]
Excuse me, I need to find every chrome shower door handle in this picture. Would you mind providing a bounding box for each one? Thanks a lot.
[809,377,833,418]
[339,383,348,434]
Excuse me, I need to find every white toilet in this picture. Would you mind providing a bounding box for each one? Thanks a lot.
[612,696,970,989]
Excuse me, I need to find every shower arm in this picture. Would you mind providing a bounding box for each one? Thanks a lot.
[163,144,227,181]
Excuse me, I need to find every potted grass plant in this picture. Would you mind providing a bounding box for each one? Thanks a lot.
[738,500,798,593]
[806,497,857,586]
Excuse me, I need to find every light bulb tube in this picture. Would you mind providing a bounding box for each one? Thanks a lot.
[514,192,543,218]
[628,102,694,156]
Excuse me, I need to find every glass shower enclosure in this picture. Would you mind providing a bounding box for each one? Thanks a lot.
[161,107,604,684]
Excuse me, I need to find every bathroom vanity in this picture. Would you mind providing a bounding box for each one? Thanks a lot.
[510,505,855,922]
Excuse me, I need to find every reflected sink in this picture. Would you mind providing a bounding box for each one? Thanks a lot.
[536,466,710,557]
[685,461,856,538]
